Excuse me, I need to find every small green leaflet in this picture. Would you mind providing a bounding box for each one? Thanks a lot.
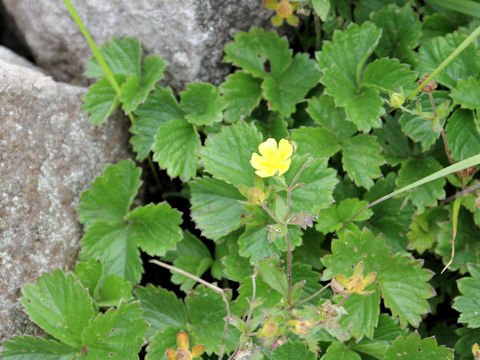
[453,264,480,328]
[321,342,361,360]
[384,332,453,360]
[273,341,316,360]
[340,290,381,340]
[180,83,226,126]
[408,207,448,253]
[2,336,78,359]
[316,198,373,234]
[450,78,480,110]
[145,327,184,360]
[258,257,288,297]
[362,58,417,94]
[446,109,480,162]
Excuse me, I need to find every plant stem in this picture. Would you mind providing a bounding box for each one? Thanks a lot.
[428,93,454,166]
[261,203,283,225]
[289,283,330,310]
[245,269,258,336]
[150,259,231,359]
[440,181,480,205]
[286,231,292,306]
[313,12,322,50]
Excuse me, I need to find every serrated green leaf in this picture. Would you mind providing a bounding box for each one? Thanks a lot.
[77,160,141,228]
[280,155,338,216]
[171,255,213,292]
[340,290,381,340]
[396,157,446,213]
[316,198,372,234]
[119,56,166,113]
[21,270,94,347]
[353,0,410,23]
[152,118,200,181]
[293,230,325,271]
[80,223,142,284]
[82,75,123,126]
[263,53,321,116]
[126,202,183,256]
[374,115,416,166]
[417,31,480,88]
[74,259,103,299]
[180,83,225,125]
[85,37,141,79]
[453,264,480,328]
[238,225,282,264]
[321,342,361,360]
[80,302,147,359]
[2,336,78,360]
[165,230,212,262]
[135,285,188,339]
[291,127,341,159]
[341,134,384,189]
[455,327,480,358]
[145,327,183,360]
[419,14,459,43]
[436,208,480,274]
[322,229,434,327]
[307,95,357,142]
[290,263,323,305]
[224,28,291,78]
[370,4,421,64]
[446,109,480,162]
[186,286,240,353]
[321,66,385,132]
[254,114,289,141]
[312,0,330,21]
[97,274,133,308]
[408,207,449,253]
[199,121,262,187]
[399,91,450,152]
[385,333,453,360]
[222,250,253,282]
[273,341,316,360]
[190,177,244,241]
[220,71,263,123]
[363,58,417,94]
[451,78,480,110]
[258,257,288,297]
[235,273,283,317]
[131,86,185,160]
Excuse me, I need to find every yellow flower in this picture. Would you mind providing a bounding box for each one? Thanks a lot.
[250,138,293,178]
[258,316,282,338]
[166,331,205,360]
[332,262,376,295]
[287,319,314,335]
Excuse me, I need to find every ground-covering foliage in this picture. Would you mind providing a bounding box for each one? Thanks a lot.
[4,0,480,359]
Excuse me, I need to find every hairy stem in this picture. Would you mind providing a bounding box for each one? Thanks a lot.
[261,203,284,225]
[289,283,330,310]
[286,231,292,306]
[429,93,454,166]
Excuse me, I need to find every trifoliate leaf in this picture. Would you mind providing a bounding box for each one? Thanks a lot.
[417,31,480,89]
[152,118,200,181]
[97,273,133,307]
[374,115,416,166]
[399,91,451,152]
[190,177,244,241]
[341,134,384,190]
[340,290,381,340]
[384,333,453,360]
[78,160,141,228]
[263,53,321,116]
[408,207,449,253]
[2,336,78,359]
[258,257,288,297]
[446,109,480,162]
[273,341,316,360]
[131,86,185,160]
[85,37,141,79]
[220,71,262,123]
[453,264,480,328]
[291,127,341,159]
[180,83,226,125]
[119,56,166,113]
[82,75,123,126]
[370,4,421,64]
[126,203,183,256]
[224,28,291,78]
[450,78,480,110]
[436,208,480,274]
[80,223,142,284]
[186,286,240,353]
[135,285,188,339]
[362,58,417,94]
[307,95,357,142]
[74,259,103,299]
[321,65,385,132]
[322,229,434,327]
[455,327,480,358]
[21,270,94,348]
[316,198,373,234]
[80,302,147,359]
[279,155,338,216]
[145,327,188,360]
[396,157,446,213]
[199,121,262,187]
[321,342,361,360]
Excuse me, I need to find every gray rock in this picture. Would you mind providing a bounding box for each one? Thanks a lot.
[0,60,130,344]
[1,0,272,91]
[0,45,38,70]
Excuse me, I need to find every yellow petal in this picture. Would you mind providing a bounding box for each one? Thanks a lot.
[258,138,277,159]
[353,262,364,277]
[278,139,293,160]
[250,152,269,170]
[191,345,205,358]
[255,166,276,178]
[362,272,377,288]
[166,348,176,360]
[277,158,291,175]
[334,274,348,287]
[177,331,189,349]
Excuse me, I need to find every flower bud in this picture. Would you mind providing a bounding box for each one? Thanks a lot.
[389,91,405,108]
